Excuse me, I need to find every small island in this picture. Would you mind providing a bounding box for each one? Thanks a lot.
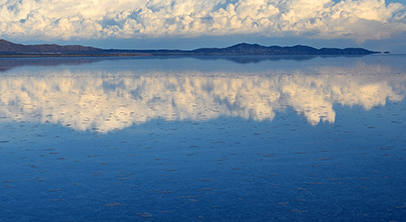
[0,39,379,57]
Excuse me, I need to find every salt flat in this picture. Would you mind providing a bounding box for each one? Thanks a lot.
[0,55,405,221]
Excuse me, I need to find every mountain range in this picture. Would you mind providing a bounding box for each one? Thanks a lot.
[0,39,379,57]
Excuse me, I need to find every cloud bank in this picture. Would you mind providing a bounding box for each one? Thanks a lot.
[0,0,405,42]
[1,63,405,132]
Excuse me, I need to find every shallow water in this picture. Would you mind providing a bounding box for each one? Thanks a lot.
[1,55,405,221]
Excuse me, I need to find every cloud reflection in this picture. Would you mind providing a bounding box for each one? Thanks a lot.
[0,63,404,132]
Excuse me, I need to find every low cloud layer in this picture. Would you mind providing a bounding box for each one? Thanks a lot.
[0,0,405,42]
[1,63,404,132]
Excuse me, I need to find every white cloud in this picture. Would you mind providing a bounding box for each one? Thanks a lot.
[0,0,405,42]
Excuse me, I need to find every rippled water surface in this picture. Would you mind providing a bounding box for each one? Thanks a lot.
[1,55,405,221]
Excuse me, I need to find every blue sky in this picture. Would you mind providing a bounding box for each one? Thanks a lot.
[1,0,406,53]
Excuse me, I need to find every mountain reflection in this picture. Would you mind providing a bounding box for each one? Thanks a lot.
[0,55,369,72]
[0,58,102,72]
[0,64,405,132]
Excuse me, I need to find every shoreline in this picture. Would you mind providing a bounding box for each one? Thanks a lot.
[0,53,152,58]
[0,53,385,59]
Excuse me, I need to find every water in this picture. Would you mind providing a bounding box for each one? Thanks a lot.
[0,55,405,221]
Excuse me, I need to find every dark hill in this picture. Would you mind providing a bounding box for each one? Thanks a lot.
[0,40,379,56]
[0,39,103,54]
[190,43,376,55]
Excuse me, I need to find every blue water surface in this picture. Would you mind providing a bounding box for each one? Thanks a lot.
[0,55,405,222]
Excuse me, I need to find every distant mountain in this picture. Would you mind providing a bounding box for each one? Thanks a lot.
[0,39,104,54]
[189,43,377,55]
[0,39,379,56]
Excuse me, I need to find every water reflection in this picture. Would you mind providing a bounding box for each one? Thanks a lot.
[0,54,370,72]
[0,63,405,132]
[195,55,368,64]
[0,58,102,72]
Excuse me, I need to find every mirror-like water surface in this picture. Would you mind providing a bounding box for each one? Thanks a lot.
[1,55,405,221]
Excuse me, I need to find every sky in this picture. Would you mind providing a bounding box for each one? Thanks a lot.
[1,0,406,53]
